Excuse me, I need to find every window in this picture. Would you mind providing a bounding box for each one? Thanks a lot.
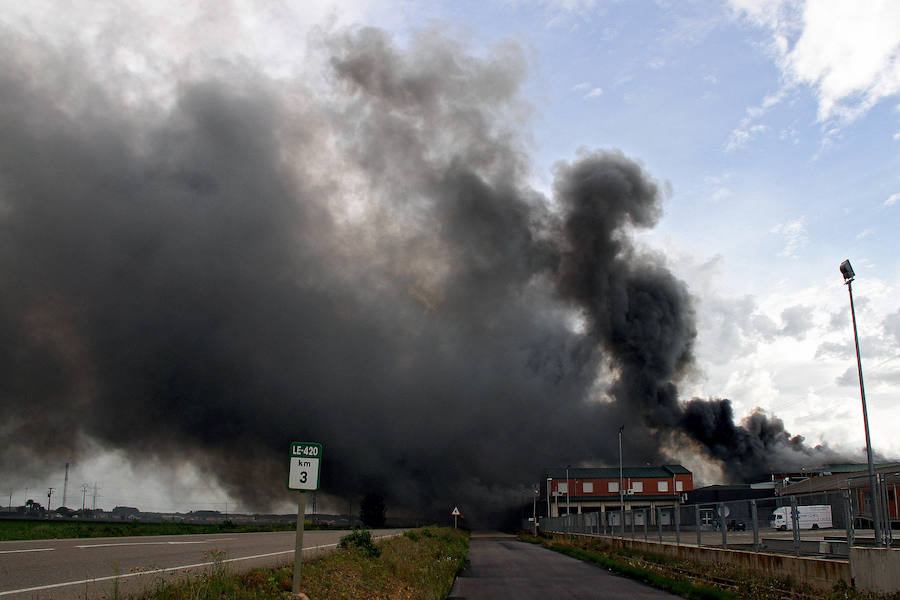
[558,482,568,494]
[658,481,669,492]
[631,481,643,493]
[582,482,594,493]
[675,481,683,492]
[608,481,619,493]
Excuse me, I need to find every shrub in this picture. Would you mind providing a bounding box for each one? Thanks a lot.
[338,528,381,558]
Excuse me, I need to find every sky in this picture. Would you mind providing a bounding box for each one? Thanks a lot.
[1,0,899,517]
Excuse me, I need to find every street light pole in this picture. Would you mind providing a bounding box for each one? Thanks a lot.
[566,465,571,517]
[841,259,883,547]
[546,477,552,517]
[619,426,625,537]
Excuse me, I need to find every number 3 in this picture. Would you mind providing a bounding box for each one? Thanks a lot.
[299,471,308,484]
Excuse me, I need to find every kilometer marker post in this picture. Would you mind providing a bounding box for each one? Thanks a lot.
[293,492,306,595]
[288,442,323,596]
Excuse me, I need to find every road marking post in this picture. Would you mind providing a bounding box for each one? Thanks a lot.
[293,492,306,595]
[288,441,323,596]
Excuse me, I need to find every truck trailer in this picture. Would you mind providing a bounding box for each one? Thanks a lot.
[770,505,833,530]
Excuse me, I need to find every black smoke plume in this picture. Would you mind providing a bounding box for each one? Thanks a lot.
[0,24,848,524]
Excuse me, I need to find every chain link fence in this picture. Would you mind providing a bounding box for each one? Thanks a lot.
[538,490,894,558]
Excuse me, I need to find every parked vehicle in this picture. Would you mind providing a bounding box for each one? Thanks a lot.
[770,505,833,530]
[727,519,746,531]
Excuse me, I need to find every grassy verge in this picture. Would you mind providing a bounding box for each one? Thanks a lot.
[135,527,468,600]
[520,534,896,600]
[0,519,311,541]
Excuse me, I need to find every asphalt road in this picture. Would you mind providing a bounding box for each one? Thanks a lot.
[449,532,680,599]
[0,529,405,599]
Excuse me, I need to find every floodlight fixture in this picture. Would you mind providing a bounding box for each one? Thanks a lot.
[840,259,855,283]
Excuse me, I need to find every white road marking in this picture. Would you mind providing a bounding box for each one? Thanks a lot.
[77,538,234,548]
[77,542,189,548]
[0,532,402,597]
[0,544,336,597]
[0,548,54,554]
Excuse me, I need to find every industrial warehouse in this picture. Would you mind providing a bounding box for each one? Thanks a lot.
[535,462,900,593]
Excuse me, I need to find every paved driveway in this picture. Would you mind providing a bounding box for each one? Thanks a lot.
[449,533,680,599]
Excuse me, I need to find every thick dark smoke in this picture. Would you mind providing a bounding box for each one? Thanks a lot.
[0,25,848,524]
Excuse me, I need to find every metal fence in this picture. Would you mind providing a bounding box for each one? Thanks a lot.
[537,490,894,558]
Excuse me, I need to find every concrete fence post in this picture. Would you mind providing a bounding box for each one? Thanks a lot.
[791,496,800,556]
[675,504,681,546]
[719,502,727,549]
[695,504,702,546]
[843,490,855,548]
[751,499,759,552]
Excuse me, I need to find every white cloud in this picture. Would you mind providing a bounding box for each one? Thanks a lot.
[885,193,900,206]
[644,244,900,458]
[571,82,590,91]
[726,123,768,151]
[857,228,874,240]
[770,216,808,258]
[709,187,733,203]
[585,87,603,98]
[703,173,734,203]
[732,0,900,125]
[788,1,900,123]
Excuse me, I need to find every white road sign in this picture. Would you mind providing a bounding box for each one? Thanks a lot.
[288,442,322,491]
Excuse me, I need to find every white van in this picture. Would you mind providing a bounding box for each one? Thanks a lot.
[770,505,833,530]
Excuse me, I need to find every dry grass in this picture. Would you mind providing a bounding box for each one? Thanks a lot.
[135,527,468,600]
[299,528,467,600]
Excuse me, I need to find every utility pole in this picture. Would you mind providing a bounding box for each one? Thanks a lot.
[81,484,88,512]
[47,488,54,517]
[63,463,69,508]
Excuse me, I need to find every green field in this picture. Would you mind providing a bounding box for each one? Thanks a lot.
[0,519,301,541]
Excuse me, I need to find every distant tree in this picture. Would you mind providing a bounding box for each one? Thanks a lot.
[25,499,44,514]
[359,492,386,528]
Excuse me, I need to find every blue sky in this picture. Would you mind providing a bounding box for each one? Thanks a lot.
[389,0,900,460]
[340,0,900,463]
[3,0,899,511]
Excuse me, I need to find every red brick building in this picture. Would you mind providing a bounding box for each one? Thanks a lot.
[543,465,692,518]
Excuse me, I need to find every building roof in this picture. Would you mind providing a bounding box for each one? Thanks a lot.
[817,463,900,474]
[686,484,775,502]
[545,465,690,479]
[781,464,900,495]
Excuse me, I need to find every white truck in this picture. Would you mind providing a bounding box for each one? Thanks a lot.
[770,505,833,530]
